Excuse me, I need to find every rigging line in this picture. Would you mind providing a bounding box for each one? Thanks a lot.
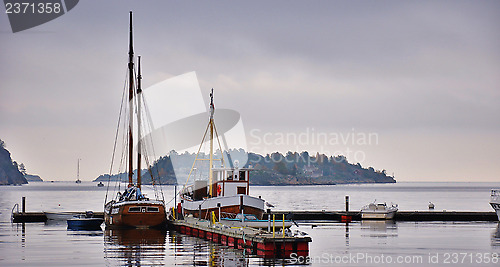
[139,82,166,202]
[116,119,129,194]
[105,69,129,205]
[116,107,129,196]
[183,121,211,192]
[115,79,132,196]
[141,95,165,202]
[212,122,226,168]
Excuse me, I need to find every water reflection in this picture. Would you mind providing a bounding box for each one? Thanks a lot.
[345,222,350,247]
[360,220,398,238]
[104,228,167,266]
[67,229,103,237]
[167,230,250,266]
[492,223,500,247]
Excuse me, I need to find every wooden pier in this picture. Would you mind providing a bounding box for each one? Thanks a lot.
[11,210,497,223]
[12,212,105,223]
[266,210,499,222]
[169,217,312,259]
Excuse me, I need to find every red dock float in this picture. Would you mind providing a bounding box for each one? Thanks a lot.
[169,217,312,259]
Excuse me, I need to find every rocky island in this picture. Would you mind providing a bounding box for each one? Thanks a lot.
[0,139,28,185]
[94,149,396,186]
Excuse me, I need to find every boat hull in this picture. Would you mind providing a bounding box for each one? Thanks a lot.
[105,201,166,228]
[490,203,500,221]
[361,203,398,220]
[361,211,397,220]
[67,218,104,230]
[491,189,500,221]
[181,194,265,220]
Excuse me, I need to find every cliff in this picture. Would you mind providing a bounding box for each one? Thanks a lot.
[0,140,28,185]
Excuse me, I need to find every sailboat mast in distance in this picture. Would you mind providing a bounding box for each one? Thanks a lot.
[76,158,82,183]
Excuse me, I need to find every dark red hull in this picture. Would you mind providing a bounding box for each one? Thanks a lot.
[105,201,166,228]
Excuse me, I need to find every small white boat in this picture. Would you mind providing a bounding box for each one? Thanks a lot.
[67,211,104,230]
[490,189,500,221]
[220,213,293,229]
[361,202,398,220]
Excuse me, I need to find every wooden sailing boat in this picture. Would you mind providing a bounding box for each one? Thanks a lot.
[179,90,265,220]
[104,12,166,228]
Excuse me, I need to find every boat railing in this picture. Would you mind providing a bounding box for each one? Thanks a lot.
[220,212,238,219]
[11,203,19,221]
[492,190,500,202]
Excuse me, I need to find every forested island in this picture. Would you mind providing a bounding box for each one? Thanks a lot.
[94,149,395,185]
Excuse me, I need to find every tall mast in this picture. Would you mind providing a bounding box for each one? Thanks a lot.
[137,56,142,189]
[127,11,134,188]
[209,89,214,197]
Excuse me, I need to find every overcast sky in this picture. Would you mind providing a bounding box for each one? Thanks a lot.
[1,0,499,182]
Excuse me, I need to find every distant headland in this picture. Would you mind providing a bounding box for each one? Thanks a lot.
[94,149,396,186]
[0,139,28,185]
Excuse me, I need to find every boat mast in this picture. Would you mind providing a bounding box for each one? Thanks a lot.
[77,158,80,181]
[127,11,134,188]
[137,55,142,189]
[209,89,214,197]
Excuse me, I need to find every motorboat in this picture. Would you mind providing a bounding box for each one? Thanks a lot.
[67,211,104,230]
[361,202,398,220]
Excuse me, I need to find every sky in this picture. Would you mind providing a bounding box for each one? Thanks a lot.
[1,1,499,182]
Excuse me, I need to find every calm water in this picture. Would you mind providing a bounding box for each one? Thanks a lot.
[1,182,499,266]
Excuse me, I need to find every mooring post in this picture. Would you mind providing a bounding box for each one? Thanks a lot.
[181,199,184,217]
[174,184,177,209]
[240,195,244,222]
[22,196,26,213]
[267,208,271,232]
[217,203,221,221]
[272,214,276,238]
[282,215,285,237]
[345,195,349,212]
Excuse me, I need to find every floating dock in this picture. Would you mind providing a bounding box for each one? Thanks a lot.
[169,217,312,259]
[12,212,104,223]
[267,211,499,222]
[12,210,497,223]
